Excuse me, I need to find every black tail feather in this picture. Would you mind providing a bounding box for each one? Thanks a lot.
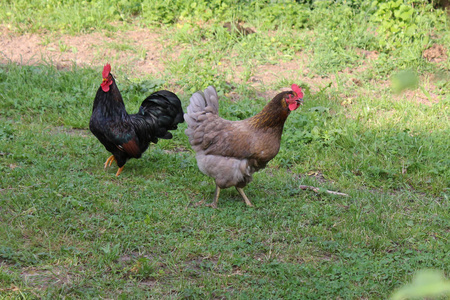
[134,90,184,142]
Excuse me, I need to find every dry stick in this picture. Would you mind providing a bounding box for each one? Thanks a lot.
[299,185,349,197]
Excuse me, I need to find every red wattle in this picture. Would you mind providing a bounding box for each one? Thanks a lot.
[101,81,111,92]
[289,102,298,111]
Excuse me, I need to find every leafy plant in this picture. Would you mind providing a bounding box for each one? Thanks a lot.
[370,0,445,51]
[371,0,418,50]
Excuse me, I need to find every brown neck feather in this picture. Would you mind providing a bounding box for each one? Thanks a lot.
[248,93,290,129]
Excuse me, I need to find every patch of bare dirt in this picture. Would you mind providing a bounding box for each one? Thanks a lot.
[0,28,168,77]
[423,44,448,63]
[252,58,305,86]
[396,87,439,105]
[299,170,330,184]
[355,48,379,60]
[20,266,73,289]
[50,126,90,137]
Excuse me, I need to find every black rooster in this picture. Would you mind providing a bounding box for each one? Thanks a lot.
[89,63,184,176]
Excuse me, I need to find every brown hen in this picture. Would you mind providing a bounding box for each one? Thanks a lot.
[184,85,303,208]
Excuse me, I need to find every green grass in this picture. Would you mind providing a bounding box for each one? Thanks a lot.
[1,0,449,298]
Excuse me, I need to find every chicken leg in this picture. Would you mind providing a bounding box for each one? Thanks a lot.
[206,184,221,209]
[236,187,253,207]
[115,166,124,177]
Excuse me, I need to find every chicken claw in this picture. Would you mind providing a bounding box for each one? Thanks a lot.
[104,155,116,169]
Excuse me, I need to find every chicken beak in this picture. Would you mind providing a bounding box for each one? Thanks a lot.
[297,99,304,106]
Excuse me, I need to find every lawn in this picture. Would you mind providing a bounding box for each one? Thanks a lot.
[0,0,449,298]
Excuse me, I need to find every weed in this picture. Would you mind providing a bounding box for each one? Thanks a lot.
[58,40,68,53]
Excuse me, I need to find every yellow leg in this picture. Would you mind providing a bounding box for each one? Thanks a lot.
[115,166,124,177]
[236,187,253,207]
[104,155,116,169]
[206,184,220,208]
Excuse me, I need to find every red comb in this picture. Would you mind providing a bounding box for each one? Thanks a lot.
[291,84,303,99]
[102,63,111,78]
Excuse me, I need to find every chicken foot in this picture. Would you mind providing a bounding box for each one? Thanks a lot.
[236,187,253,207]
[103,155,124,177]
[104,155,116,168]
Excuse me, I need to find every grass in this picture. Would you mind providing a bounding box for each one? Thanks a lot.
[1,0,449,298]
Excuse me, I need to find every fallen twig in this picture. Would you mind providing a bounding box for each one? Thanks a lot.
[299,185,349,197]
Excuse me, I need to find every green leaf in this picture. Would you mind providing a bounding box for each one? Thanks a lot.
[399,10,413,22]
[391,270,450,300]
[405,24,417,36]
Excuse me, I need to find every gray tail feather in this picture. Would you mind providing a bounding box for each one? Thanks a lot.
[184,86,219,143]
[186,86,219,116]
